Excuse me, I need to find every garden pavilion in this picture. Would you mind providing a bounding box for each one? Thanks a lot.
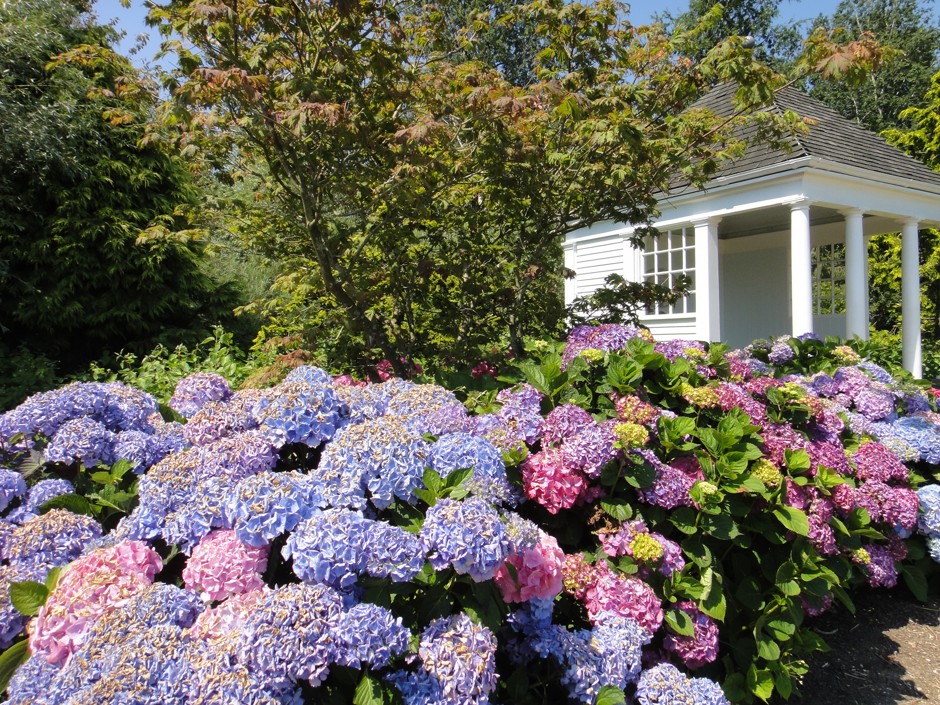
[563,82,940,377]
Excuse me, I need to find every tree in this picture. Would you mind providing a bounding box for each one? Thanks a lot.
[807,0,940,133]
[0,0,237,403]
[151,0,881,374]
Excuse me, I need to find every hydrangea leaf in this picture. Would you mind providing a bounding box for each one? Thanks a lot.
[38,493,95,517]
[9,580,49,616]
[772,507,810,537]
[0,640,29,695]
[353,671,385,705]
[596,685,627,705]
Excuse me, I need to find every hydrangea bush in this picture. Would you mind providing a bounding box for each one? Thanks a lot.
[0,327,937,704]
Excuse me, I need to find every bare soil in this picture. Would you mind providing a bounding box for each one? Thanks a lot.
[796,589,940,705]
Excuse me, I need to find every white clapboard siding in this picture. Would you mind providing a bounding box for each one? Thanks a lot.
[641,316,697,341]
[568,235,624,304]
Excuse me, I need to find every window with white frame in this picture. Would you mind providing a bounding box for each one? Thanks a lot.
[812,244,846,314]
[642,227,696,316]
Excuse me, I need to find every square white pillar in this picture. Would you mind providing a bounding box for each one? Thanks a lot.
[692,216,721,342]
[789,200,813,337]
[902,218,922,378]
[842,208,868,340]
[563,243,577,306]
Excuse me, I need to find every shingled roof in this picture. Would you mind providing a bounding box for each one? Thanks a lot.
[682,81,940,190]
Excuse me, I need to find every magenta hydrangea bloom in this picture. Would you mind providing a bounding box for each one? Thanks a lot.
[183,529,268,602]
[540,404,595,446]
[521,448,587,514]
[663,601,720,669]
[494,530,565,603]
[853,441,909,483]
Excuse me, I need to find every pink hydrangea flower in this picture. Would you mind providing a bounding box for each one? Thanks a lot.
[521,449,586,514]
[494,532,564,603]
[183,529,269,602]
[584,564,662,634]
[188,587,270,642]
[28,540,162,664]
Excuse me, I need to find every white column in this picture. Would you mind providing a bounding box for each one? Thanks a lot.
[843,208,868,340]
[789,200,813,337]
[901,218,922,378]
[693,216,721,342]
[563,243,577,306]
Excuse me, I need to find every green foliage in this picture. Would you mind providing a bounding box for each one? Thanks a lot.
[0,0,239,399]
[89,327,272,404]
[566,273,692,327]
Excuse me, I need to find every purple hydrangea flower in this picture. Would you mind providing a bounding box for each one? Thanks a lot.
[562,325,644,367]
[541,404,595,446]
[663,601,720,669]
[5,653,61,705]
[561,420,618,479]
[0,468,27,512]
[636,663,695,705]
[385,384,468,436]
[169,372,232,418]
[112,430,174,474]
[284,509,372,588]
[333,602,411,668]
[418,613,498,704]
[182,389,263,446]
[428,432,513,504]
[236,583,344,687]
[44,417,115,467]
[3,509,101,575]
[362,520,426,582]
[635,450,696,509]
[421,497,512,581]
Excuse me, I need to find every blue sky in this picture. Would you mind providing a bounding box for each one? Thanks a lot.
[93,0,843,68]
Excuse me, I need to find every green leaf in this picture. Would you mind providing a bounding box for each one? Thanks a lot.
[747,664,775,702]
[595,685,626,705]
[44,566,62,593]
[756,636,781,661]
[665,608,695,636]
[442,467,472,490]
[601,498,633,522]
[90,471,115,485]
[38,493,95,516]
[669,507,698,534]
[422,467,442,496]
[353,671,385,705]
[901,565,929,602]
[109,459,133,480]
[0,640,29,695]
[9,580,49,616]
[773,506,810,536]
[784,448,811,472]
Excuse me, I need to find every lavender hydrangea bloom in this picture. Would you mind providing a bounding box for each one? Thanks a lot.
[188,648,305,705]
[199,430,279,479]
[0,565,36,649]
[169,372,232,418]
[656,339,706,363]
[112,430,172,474]
[316,416,429,510]
[25,479,75,513]
[917,485,940,556]
[689,677,732,705]
[562,324,644,367]
[561,420,618,479]
[0,468,27,512]
[887,416,940,464]
[182,389,263,446]
[767,336,795,364]
[163,475,239,552]
[122,583,204,629]
[540,404,595,446]
[236,583,344,687]
[502,512,543,553]
[635,450,696,509]
[854,388,896,421]
[333,602,411,668]
[5,653,61,705]
[386,384,469,435]
[230,472,321,547]
[421,497,512,581]
[563,614,649,703]
[252,379,343,447]
[44,417,115,467]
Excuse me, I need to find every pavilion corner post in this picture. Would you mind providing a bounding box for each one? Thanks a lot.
[789,200,813,338]
[842,208,869,341]
[692,216,721,343]
[901,218,923,378]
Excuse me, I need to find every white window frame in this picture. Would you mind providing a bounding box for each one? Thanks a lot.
[812,243,846,315]
[642,227,696,317]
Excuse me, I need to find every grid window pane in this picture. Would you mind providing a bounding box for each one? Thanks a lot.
[641,228,696,317]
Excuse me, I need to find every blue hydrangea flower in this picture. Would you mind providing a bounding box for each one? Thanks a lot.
[189,645,305,705]
[230,472,323,547]
[0,468,27,513]
[502,512,542,553]
[362,520,426,582]
[636,663,696,705]
[316,416,430,510]
[334,602,411,668]
[421,497,512,581]
[44,417,116,467]
[5,652,61,705]
[169,372,232,418]
[122,583,205,629]
[0,564,36,649]
[199,430,279,480]
[418,613,498,704]
[428,432,514,504]
[690,677,732,705]
[112,430,173,474]
[284,365,334,387]
[25,479,75,513]
[182,389,263,446]
[284,509,372,588]
[252,379,343,447]
[236,583,344,687]
[163,475,239,552]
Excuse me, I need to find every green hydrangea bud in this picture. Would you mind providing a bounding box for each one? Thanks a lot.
[578,348,604,363]
[629,533,664,563]
[751,458,782,489]
[833,345,862,365]
[681,384,720,408]
[615,422,650,449]
[850,548,871,565]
